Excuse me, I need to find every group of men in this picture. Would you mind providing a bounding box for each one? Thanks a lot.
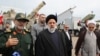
[31,14,72,56]
[0,12,99,56]
[0,13,72,56]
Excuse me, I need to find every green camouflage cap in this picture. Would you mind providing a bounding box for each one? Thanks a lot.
[15,13,29,22]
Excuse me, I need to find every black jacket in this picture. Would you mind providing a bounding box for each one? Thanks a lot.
[61,30,73,51]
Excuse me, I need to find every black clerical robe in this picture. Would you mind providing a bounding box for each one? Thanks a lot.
[35,29,68,56]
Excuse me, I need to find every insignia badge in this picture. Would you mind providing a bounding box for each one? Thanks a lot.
[20,14,25,18]
[13,31,17,35]
[5,29,11,32]
[23,31,26,34]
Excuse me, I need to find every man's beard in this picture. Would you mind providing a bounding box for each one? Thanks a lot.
[47,26,57,33]
[40,21,45,24]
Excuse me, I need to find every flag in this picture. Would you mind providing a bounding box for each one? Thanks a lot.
[0,15,3,24]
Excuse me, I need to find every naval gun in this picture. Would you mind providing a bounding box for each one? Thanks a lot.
[27,1,46,19]
[26,1,46,29]
[81,13,95,22]
[77,12,95,26]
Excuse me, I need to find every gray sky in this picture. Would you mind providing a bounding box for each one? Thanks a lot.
[0,0,100,20]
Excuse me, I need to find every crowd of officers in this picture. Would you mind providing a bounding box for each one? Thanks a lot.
[0,13,100,56]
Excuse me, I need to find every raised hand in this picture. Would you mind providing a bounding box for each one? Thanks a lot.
[6,35,19,47]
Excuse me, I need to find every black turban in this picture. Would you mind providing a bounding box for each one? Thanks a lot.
[46,14,57,23]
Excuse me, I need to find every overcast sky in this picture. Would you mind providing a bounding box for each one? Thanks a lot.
[0,0,100,20]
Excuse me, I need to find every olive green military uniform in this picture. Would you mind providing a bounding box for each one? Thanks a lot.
[0,28,33,56]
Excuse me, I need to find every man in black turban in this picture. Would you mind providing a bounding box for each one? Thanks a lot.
[35,14,68,56]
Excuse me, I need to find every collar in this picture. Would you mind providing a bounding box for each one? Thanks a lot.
[38,22,46,26]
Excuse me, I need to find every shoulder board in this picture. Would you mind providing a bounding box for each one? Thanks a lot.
[4,28,12,33]
[24,29,30,33]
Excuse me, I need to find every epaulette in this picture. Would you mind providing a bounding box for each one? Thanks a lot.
[24,29,30,33]
[4,28,12,33]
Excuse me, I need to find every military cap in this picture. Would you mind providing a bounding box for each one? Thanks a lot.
[15,13,29,22]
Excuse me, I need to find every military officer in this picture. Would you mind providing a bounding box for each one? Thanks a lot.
[0,13,34,56]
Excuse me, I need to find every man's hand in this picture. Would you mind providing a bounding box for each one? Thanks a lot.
[6,35,19,47]
[96,53,99,56]
[76,54,81,56]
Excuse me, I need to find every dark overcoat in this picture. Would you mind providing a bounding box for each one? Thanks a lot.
[61,30,72,50]
[61,30,73,56]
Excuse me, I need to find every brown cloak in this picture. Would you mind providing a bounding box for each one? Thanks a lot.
[75,30,100,56]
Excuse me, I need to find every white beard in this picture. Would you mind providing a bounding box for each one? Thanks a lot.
[47,26,57,33]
